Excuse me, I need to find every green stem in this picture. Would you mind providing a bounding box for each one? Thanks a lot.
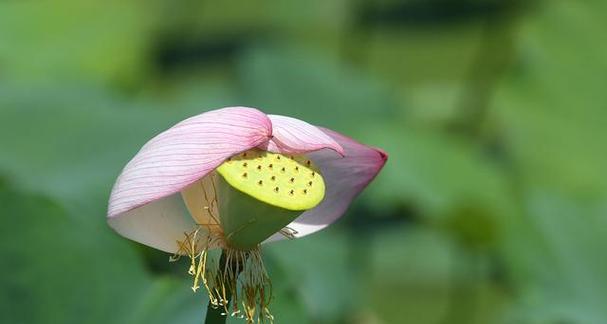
[205,300,228,324]
[204,251,230,324]
[205,302,227,324]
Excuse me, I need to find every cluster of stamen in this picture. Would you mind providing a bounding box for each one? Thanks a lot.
[171,226,274,323]
[173,149,325,323]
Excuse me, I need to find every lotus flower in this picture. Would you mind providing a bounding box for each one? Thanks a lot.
[108,107,387,322]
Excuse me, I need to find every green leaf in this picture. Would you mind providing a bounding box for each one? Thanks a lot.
[504,192,607,323]
[0,181,147,323]
[366,224,509,324]
[0,0,154,86]
[265,228,356,322]
[364,124,512,222]
[491,1,607,196]
[237,46,398,137]
[0,180,208,324]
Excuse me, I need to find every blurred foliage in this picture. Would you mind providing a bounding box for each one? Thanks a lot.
[1,0,606,323]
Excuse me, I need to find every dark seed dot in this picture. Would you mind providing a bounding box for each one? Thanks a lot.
[306,160,311,166]
[242,173,248,178]
[257,165,262,170]
[258,180,263,186]
[295,166,299,172]
[271,176,276,181]
[268,164,273,168]
[308,181,312,186]
[289,190,294,195]
[311,172,315,177]
[243,153,247,157]
[290,177,295,183]
[303,189,308,194]
[281,167,286,172]
[274,187,279,193]
[243,162,248,167]
[276,156,281,160]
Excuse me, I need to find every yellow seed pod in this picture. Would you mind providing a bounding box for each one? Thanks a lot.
[217,149,325,211]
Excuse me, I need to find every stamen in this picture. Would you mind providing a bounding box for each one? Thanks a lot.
[279,226,298,239]
[174,230,274,323]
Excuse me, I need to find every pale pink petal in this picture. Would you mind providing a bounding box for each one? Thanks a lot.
[108,193,196,253]
[108,107,271,218]
[107,107,272,251]
[266,128,387,242]
[261,115,345,156]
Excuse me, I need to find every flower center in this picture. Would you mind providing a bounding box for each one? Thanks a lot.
[217,149,325,210]
[176,149,326,323]
[214,149,325,250]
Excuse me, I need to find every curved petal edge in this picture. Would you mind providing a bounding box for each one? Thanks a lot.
[266,127,387,242]
[108,106,272,219]
[262,115,345,156]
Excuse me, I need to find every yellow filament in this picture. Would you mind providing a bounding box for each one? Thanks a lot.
[172,228,274,323]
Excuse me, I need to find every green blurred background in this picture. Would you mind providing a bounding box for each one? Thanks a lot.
[1,0,606,323]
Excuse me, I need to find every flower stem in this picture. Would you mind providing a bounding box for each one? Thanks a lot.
[204,250,233,324]
[205,299,228,324]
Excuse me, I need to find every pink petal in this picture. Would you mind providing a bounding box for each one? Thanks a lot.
[108,193,198,253]
[108,107,271,218]
[261,115,345,156]
[266,128,387,242]
[108,107,272,251]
